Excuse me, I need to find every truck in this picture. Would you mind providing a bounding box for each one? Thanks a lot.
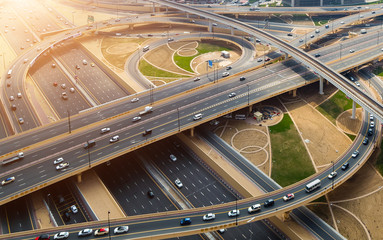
[139,106,153,116]
[2,152,24,165]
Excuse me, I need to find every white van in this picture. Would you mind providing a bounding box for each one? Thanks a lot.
[143,45,150,52]
[193,113,203,121]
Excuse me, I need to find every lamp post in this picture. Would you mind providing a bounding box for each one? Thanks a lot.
[235,195,238,226]
[47,194,52,223]
[87,141,91,168]
[67,110,71,134]
[247,84,250,106]
[108,211,111,240]
[177,108,180,132]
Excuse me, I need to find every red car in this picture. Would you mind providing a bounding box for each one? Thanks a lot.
[94,228,109,236]
[35,234,50,240]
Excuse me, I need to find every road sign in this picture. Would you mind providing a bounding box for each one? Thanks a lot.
[208,60,213,68]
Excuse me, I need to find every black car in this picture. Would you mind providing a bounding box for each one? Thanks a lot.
[264,199,274,207]
[62,212,70,222]
[341,162,349,170]
[314,53,320,58]
[368,128,373,136]
[287,33,293,36]
[226,66,232,70]
[147,190,154,198]
[363,137,369,145]
[239,76,246,81]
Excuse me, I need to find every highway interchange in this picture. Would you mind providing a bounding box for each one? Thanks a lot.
[0,0,383,239]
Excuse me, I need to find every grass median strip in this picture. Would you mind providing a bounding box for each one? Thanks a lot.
[139,59,191,78]
[269,114,315,187]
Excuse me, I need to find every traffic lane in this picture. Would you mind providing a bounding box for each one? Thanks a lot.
[30,57,92,118]
[0,113,9,139]
[147,141,238,206]
[4,197,33,233]
[95,155,178,215]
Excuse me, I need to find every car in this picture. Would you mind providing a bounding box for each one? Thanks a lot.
[283,193,295,201]
[202,213,215,221]
[91,63,95,67]
[257,58,262,62]
[76,65,80,70]
[114,226,129,234]
[56,162,69,170]
[255,39,261,43]
[70,205,78,213]
[132,116,141,122]
[168,38,174,42]
[370,121,375,128]
[78,229,93,237]
[175,179,183,188]
[341,162,349,170]
[349,49,355,53]
[61,92,68,100]
[239,76,246,81]
[363,137,369,145]
[110,135,119,143]
[11,105,16,111]
[352,150,359,158]
[193,113,203,120]
[52,63,56,68]
[54,157,64,165]
[115,18,120,22]
[35,234,50,240]
[1,176,15,186]
[9,95,14,101]
[360,15,364,18]
[53,82,58,87]
[23,58,28,63]
[299,39,303,42]
[328,171,337,179]
[372,11,376,14]
[131,97,139,103]
[17,92,22,98]
[61,84,66,89]
[265,57,270,62]
[228,209,240,217]
[143,129,152,136]
[218,228,227,234]
[100,127,110,134]
[193,77,201,82]
[190,19,196,23]
[264,199,274,207]
[69,88,75,93]
[341,21,345,24]
[314,53,320,58]
[310,34,314,38]
[170,154,177,162]
[53,232,69,239]
[248,204,261,213]
[228,92,236,98]
[94,228,109,236]
[370,114,374,120]
[226,66,232,70]
[368,128,373,136]
[19,118,24,124]
[180,217,192,225]
[212,23,217,26]
[222,72,229,77]
[325,24,329,28]
[147,190,154,198]
[287,33,293,36]
[355,82,360,87]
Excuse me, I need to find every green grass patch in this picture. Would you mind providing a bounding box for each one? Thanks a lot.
[139,59,191,78]
[346,133,356,141]
[373,66,383,77]
[101,37,147,70]
[174,43,232,73]
[269,114,315,187]
[316,90,360,125]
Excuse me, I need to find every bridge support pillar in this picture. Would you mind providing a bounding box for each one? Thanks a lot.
[320,0,323,6]
[152,2,155,13]
[129,24,134,30]
[186,12,189,18]
[249,104,253,113]
[291,0,295,7]
[231,27,234,35]
[282,211,291,221]
[284,52,288,60]
[341,0,344,5]
[235,13,239,19]
[77,174,82,183]
[292,89,297,97]
[351,101,356,119]
[208,22,212,32]
[166,7,168,13]
[319,76,324,95]
[190,127,194,137]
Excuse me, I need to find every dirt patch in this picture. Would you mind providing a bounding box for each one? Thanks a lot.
[106,42,140,54]
[281,94,352,169]
[336,109,363,135]
[177,48,198,56]
[298,81,338,107]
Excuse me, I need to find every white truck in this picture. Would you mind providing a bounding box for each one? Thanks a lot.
[139,106,153,116]
[2,152,24,165]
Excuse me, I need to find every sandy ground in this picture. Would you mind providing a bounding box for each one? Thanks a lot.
[31,191,55,229]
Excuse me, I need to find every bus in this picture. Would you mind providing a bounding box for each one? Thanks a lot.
[305,179,321,192]
[7,69,12,78]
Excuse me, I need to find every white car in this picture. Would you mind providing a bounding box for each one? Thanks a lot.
[69,88,75,93]
[61,83,66,89]
[71,205,78,213]
[248,204,261,213]
[131,97,139,103]
[175,179,183,188]
[370,114,374,120]
[170,154,177,162]
[222,72,229,77]
[17,93,22,98]
[218,228,226,234]
[370,121,375,128]
[132,116,141,122]
[193,77,201,82]
[110,135,119,143]
[228,92,236,98]
[212,23,218,26]
[114,226,129,234]
[19,118,24,124]
[228,209,240,217]
[101,128,110,134]
[257,58,262,62]
[53,232,69,239]
[283,193,295,201]
[9,96,14,101]
[351,150,359,158]
[328,171,337,179]
[78,229,93,237]
[56,162,69,170]
[202,213,215,221]
[54,157,64,165]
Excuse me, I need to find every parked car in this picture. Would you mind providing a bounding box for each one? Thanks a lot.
[70,205,78,213]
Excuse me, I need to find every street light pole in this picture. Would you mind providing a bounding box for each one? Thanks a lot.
[87,141,91,168]
[331,161,334,189]
[235,196,238,226]
[108,211,111,240]
[247,84,250,106]
[67,110,71,134]
[177,108,180,132]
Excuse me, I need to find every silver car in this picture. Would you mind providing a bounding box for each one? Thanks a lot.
[114,226,129,234]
